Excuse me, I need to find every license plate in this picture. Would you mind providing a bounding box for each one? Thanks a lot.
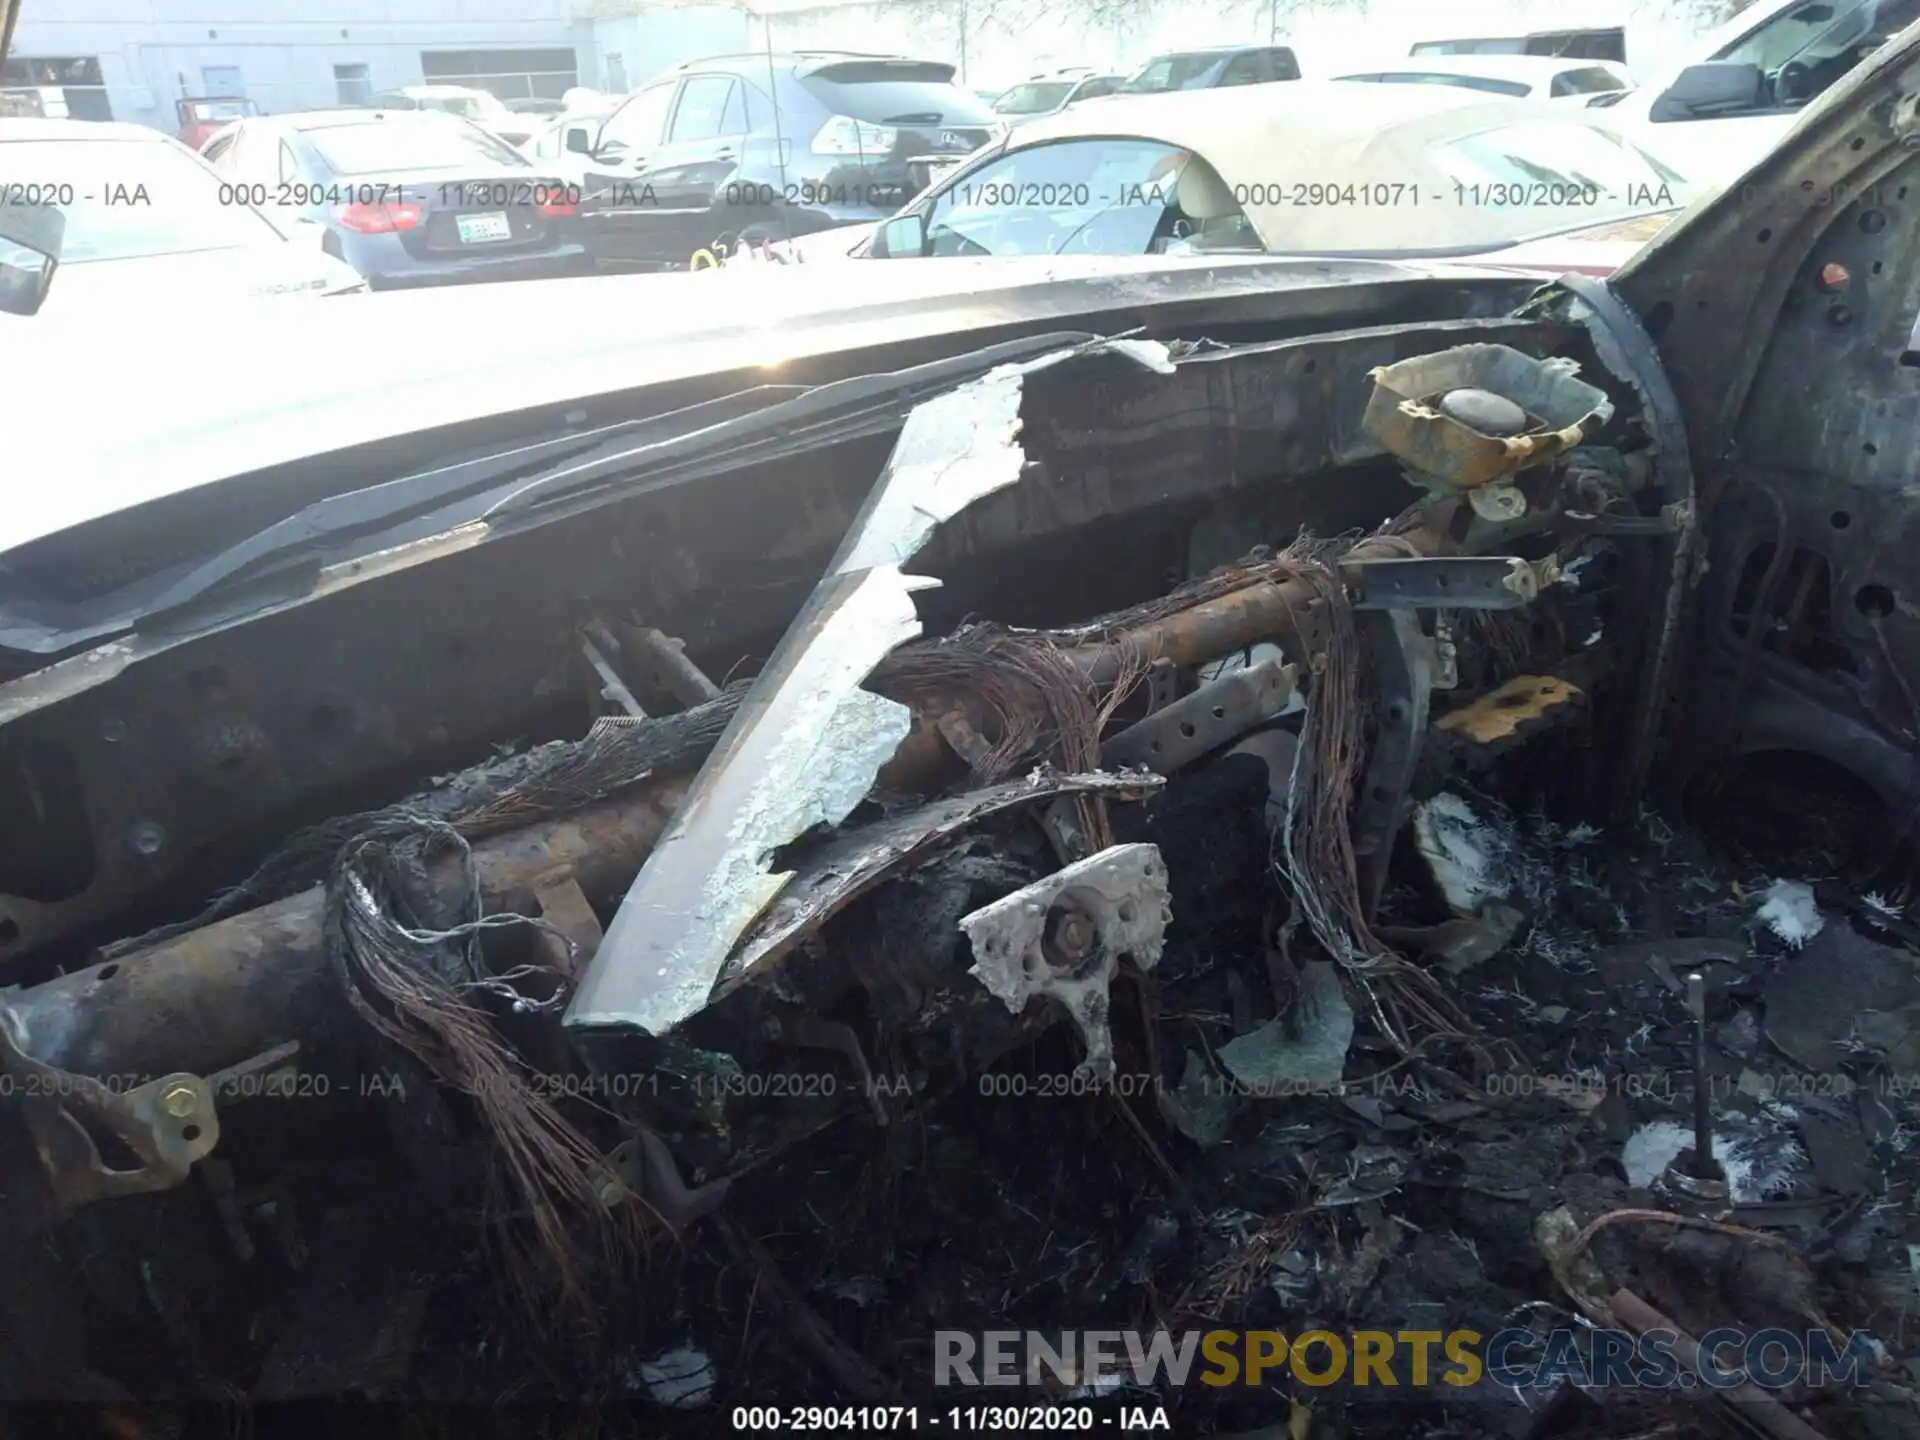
[456,211,512,244]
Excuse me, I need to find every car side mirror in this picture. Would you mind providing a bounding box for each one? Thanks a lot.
[872,211,928,259]
[591,138,629,166]
[1650,61,1765,122]
[0,203,61,317]
[565,126,593,155]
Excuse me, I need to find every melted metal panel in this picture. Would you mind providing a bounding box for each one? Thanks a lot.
[566,337,1175,1037]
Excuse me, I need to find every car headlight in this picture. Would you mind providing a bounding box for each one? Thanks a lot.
[811,116,899,156]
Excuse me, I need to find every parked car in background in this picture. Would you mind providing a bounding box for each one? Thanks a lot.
[1409,26,1627,62]
[1332,55,1633,101]
[574,51,1005,269]
[1586,0,1918,180]
[1119,45,1301,92]
[520,101,619,186]
[741,82,1691,273]
[176,95,260,150]
[0,118,364,312]
[365,84,536,148]
[990,68,1127,125]
[507,97,565,117]
[201,109,589,290]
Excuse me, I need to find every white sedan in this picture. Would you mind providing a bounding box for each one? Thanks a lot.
[729,82,1693,276]
[0,119,365,314]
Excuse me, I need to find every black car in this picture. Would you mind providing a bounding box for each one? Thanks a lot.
[201,108,590,290]
[1119,44,1302,91]
[574,50,1004,269]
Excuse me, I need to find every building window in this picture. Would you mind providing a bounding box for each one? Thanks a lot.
[334,63,372,106]
[1,55,111,120]
[420,48,578,102]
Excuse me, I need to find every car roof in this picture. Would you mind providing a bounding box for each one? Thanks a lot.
[1141,44,1283,58]
[673,49,924,69]
[1336,55,1626,82]
[0,118,165,142]
[278,108,470,130]
[1005,82,1689,252]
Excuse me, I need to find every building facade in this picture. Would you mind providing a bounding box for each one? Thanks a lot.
[5,0,599,132]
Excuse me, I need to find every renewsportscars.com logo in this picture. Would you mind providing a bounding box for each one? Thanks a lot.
[932,1327,1880,1392]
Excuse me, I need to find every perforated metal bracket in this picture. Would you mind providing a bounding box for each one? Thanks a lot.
[960,843,1170,1082]
[1342,556,1535,610]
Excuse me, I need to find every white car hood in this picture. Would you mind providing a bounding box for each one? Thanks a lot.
[730,222,879,267]
[38,243,362,315]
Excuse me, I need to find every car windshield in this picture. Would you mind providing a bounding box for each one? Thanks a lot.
[993,81,1077,114]
[306,116,528,174]
[1432,120,1691,201]
[1716,0,1920,104]
[1552,66,1627,94]
[4,137,284,261]
[1124,53,1228,92]
[919,137,1253,257]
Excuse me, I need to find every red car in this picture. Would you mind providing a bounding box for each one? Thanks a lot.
[176,95,259,151]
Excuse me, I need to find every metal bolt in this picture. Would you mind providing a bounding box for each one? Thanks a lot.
[161,1084,197,1119]
[1053,910,1096,961]
[1686,972,1723,1181]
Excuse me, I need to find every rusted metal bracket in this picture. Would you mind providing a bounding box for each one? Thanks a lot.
[606,1125,731,1231]
[1352,609,1434,917]
[1342,556,1536,611]
[1434,675,1587,753]
[1,1006,221,1214]
[530,873,604,981]
[933,705,995,770]
[1104,656,1297,773]
[1557,506,1688,538]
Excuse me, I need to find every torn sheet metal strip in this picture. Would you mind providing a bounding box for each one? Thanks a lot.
[960,842,1170,1082]
[1341,556,1535,610]
[566,565,927,1036]
[567,337,1176,1039]
[717,769,1164,995]
[1352,609,1433,917]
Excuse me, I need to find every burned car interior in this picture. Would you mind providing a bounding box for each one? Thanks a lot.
[6,46,1920,1440]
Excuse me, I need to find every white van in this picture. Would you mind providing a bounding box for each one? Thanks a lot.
[1589,0,1919,182]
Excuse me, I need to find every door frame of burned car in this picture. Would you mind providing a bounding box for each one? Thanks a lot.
[1608,27,1920,855]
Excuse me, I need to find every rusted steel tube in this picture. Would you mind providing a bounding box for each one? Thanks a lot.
[878,527,1452,785]
[1607,1289,1830,1440]
[1072,528,1448,684]
[8,778,689,1081]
